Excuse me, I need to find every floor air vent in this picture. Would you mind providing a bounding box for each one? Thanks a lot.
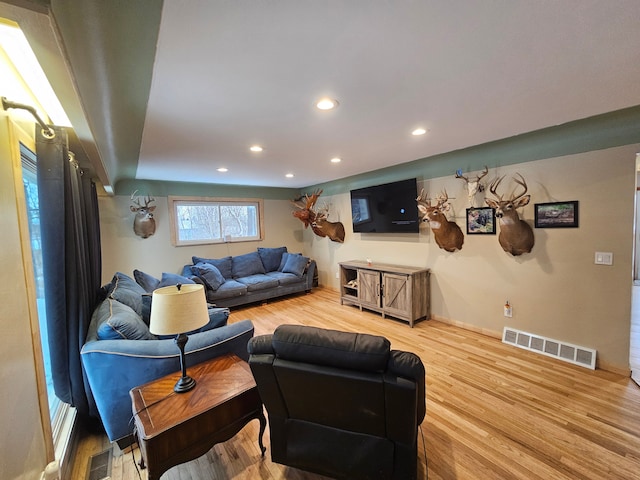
[86,447,113,480]
[502,327,596,369]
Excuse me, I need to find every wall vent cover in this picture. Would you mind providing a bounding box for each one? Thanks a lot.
[502,327,596,369]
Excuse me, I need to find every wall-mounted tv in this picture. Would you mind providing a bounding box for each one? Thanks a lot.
[350,178,419,233]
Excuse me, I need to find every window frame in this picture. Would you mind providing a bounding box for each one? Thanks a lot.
[168,195,264,246]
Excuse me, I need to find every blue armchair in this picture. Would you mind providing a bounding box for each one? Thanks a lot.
[80,272,255,444]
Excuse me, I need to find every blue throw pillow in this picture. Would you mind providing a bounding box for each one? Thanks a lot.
[108,272,147,317]
[192,256,233,279]
[96,299,156,340]
[282,254,309,277]
[193,263,226,291]
[141,294,152,325]
[133,269,160,293]
[258,246,287,272]
[278,252,301,272]
[232,251,266,278]
[158,272,196,288]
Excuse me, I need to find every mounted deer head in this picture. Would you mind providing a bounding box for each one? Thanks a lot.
[312,204,345,243]
[485,173,534,256]
[416,189,464,252]
[291,189,323,228]
[455,165,489,207]
[291,190,345,243]
[130,191,156,239]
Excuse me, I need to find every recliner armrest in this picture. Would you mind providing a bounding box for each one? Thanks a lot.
[247,334,274,355]
[388,350,426,424]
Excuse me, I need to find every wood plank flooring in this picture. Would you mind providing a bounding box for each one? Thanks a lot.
[69,287,640,480]
[631,285,640,386]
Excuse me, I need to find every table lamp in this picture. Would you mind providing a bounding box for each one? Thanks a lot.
[149,284,210,393]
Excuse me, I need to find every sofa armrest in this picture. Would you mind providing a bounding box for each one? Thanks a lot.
[305,260,316,290]
[81,319,254,442]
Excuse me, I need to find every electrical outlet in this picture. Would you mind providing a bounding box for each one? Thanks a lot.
[335,271,340,279]
[504,301,512,318]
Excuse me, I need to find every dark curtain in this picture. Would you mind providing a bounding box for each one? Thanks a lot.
[36,126,102,417]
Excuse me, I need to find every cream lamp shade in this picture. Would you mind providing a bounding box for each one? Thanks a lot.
[149,284,209,336]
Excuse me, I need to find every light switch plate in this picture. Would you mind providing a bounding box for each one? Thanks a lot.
[594,252,613,265]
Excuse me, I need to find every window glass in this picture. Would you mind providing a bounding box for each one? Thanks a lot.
[169,197,263,246]
[21,143,60,422]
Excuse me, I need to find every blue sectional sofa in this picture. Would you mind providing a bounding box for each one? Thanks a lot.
[181,247,316,308]
[81,272,254,444]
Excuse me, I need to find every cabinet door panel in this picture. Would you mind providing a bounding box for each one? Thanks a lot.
[382,273,410,318]
[358,270,380,307]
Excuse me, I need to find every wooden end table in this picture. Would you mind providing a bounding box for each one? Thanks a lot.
[130,354,266,480]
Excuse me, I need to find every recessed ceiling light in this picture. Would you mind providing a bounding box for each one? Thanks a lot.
[217,167,228,172]
[250,145,263,152]
[330,157,342,163]
[412,128,427,136]
[285,173,294,178]
[316,98,338,110]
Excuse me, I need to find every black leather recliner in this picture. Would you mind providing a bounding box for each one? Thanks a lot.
[248,324,426,479]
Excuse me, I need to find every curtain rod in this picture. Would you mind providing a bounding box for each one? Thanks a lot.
[1,96,56,139]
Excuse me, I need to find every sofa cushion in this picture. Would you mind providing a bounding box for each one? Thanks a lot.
[206,279,248,301]
[96,298,156,341]
[258,246,287,272]
[108,272,147,317]
[192,255,233,279]
[158,272,196,288]
[192,262,226,291]
[265,271,305,286]
[133,269,160,293]
[272,324,390,373]
[236,274,279,292]
[282,253,310,277]
[232,251,266,278]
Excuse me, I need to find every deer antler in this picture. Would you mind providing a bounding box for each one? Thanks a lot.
[511,173,528,201]
[456,165,489,183]
[292,189,323,210]
[489,173,528,202]
[305,189,323,210]
[436,190,449,206]
[489,176,506,200]
[436,190,452,213]
[454,171,469,183]
[416,189,431,206]
[130,190,142,207]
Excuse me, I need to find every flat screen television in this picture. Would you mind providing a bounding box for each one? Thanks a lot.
[350,178,419,233]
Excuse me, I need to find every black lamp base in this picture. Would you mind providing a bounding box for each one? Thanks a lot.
[174,333,196,393]
[174,375,196,393]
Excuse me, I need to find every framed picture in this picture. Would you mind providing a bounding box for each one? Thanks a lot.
[534,201,579,228]
[466,207,496,234]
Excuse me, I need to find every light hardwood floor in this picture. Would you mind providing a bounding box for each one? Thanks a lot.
[70,287,640,480]
[631,285,640,386]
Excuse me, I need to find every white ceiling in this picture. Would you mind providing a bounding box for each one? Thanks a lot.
[5,1,640,191]
[133,0,640,189]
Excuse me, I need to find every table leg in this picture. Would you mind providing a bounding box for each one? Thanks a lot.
[258,411,267,456]
[133,429,146,470]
